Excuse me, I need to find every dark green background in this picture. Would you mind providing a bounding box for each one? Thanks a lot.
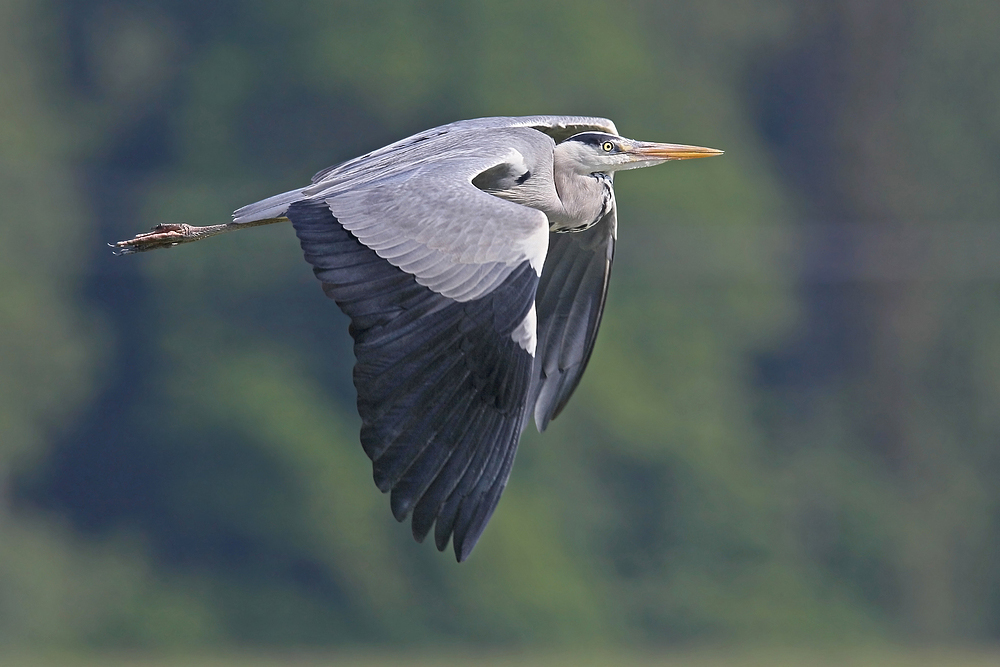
[4,0,1000,651]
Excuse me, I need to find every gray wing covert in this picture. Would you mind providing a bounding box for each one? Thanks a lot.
[322,152,550,302]
[529,207,617,432]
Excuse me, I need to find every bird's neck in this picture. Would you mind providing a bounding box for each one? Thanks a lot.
[549,169,613,232]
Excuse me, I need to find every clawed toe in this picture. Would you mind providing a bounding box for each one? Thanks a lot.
[112,224,191,254]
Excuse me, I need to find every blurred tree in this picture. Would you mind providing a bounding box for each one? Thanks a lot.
[752,0,1000,640]
[0,0,221,646]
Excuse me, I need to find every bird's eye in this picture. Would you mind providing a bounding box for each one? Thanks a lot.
[602,141,615,152]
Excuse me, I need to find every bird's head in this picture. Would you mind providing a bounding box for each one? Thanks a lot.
[557,131,723,174]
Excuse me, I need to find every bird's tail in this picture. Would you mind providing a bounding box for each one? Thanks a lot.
[232,187,306,224]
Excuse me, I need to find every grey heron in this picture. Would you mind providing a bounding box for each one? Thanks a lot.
[115,115,722,561]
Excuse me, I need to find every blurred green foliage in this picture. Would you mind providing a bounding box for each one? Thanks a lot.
[2,0,1000,653]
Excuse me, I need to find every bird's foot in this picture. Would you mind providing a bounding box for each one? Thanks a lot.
[112,223,196,255]
[111,222,239,255]
[113,218,287,255]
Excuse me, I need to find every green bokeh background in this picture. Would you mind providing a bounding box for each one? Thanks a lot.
[4,0,1000,660]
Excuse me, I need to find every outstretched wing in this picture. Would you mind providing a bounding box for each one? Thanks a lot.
[285,128,553,561]
[530,206,617,432]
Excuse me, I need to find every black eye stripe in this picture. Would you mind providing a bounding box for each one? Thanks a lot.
[565,131,621,148]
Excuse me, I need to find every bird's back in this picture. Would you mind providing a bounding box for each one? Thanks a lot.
[233,116,617,226]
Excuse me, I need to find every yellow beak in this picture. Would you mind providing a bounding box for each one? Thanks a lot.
[630,141,724,160]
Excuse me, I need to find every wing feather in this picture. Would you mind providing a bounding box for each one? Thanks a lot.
[530,207,617,432]
[322,149,550,302]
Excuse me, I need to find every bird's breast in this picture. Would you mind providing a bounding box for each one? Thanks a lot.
[551,173,614,233]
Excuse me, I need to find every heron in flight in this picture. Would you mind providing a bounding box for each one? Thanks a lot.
[116,115,722,561]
